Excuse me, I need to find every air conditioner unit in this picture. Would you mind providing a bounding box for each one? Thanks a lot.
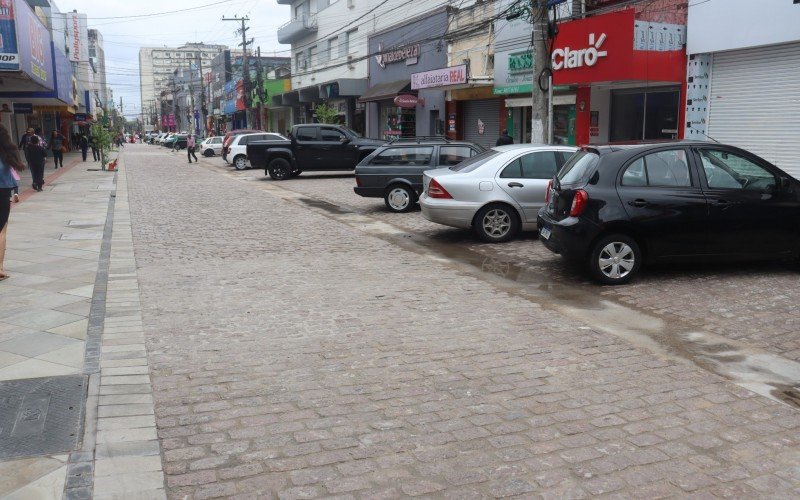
[347,0,355,8]
[347,55,355,69]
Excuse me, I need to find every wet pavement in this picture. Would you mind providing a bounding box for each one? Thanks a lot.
[200,161,800,411]
[118,145,800,498]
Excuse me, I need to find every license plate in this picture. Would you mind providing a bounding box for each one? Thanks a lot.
[540,227,551,240]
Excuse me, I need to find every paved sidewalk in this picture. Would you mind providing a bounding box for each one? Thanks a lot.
[0,151,165,498]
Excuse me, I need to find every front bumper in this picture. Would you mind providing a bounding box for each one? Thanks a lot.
[419,194,481,230]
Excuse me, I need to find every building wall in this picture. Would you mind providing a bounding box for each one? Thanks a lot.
[284,0,477,90]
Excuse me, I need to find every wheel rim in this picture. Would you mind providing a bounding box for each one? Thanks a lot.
[388,188,410,210]
[482,209,511,237]
[598,242,635,280]
[274,165,288,179]
[236,158,246,169]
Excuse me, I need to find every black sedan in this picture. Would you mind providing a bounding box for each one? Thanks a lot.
[537,141,800,285]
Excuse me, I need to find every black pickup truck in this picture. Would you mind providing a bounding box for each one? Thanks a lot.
[246,124,384,180]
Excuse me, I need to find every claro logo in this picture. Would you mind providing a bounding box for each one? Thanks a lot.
[552,33,608,70]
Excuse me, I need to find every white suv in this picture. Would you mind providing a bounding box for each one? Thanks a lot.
[227,132,286,170]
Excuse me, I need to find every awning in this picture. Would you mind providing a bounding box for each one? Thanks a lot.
[358,80,411,102]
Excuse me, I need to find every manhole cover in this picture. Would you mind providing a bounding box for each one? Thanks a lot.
[0,376,86,460]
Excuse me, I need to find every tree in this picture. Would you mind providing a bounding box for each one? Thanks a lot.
[89,123,112,167]
[313,103,339,124]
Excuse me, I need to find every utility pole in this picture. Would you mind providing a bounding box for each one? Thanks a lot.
[197,51,207,137]
[256,46,264,130]
[222,15,252,128]
[530,0,549,144]
[119,96,124,131]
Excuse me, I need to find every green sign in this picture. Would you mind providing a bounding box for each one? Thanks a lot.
[508,51,532,73]
[493,84,532,95]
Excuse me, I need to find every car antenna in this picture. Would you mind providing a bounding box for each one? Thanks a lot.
[700,132,720,143]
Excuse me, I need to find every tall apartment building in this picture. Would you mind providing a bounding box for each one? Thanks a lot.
[88,29,109,114]
[139,43,227,129]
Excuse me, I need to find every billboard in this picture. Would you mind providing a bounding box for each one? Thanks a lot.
[0,0,19,70]
[12,0,53,89]
[66,11,88,63]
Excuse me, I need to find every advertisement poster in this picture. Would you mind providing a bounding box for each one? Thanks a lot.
[0,0,19,71]
[13,0,52,89]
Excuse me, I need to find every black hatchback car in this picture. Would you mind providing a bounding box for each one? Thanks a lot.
[354,138,483,212]
[537,142,800,285]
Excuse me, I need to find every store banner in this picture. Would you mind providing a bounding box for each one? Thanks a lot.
[66,11,88,63]
[52,41,73,104]
[235,80,245,111]
[492,0,534,95]
[0,0,20,71]
[411,64,467,90]
[13,0,53,89]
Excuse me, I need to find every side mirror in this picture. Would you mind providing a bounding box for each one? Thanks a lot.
[780,176,792,190]
[340,136,351,144]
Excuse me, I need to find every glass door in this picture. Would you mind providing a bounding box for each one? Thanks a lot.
[610,87,680,142]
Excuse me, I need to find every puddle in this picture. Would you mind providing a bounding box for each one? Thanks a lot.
[261,181,800,409]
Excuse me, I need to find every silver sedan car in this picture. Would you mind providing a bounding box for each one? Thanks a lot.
[420,144,578,242]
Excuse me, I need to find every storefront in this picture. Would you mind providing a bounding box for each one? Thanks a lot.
[686,0,799,178]
[363,10,449,140]
[552,9,687,145]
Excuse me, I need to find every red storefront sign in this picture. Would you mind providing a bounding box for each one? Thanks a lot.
[551,9,685,86]
[393,94,419,109]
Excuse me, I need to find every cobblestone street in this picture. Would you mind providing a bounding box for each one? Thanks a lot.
[119,146,800,499]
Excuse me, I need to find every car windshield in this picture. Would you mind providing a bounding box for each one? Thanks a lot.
[449,150,502,172]
[340,126,362,138]
[557,151,599,185]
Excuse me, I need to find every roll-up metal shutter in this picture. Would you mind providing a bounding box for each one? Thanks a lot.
[463,99,501,149]
[708,42,800,179]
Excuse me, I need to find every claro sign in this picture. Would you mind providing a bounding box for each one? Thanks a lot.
[552,33,608,70]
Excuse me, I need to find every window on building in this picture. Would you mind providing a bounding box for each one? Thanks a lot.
[340,29,356,57]
[308,45,316,65]
[327,37,337,61]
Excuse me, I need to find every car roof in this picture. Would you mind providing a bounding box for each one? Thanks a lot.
[381,140,477,147]
[582,140,715,155]
[492,144,579,152]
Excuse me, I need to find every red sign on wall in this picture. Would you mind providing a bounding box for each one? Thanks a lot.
[551,9,685,86]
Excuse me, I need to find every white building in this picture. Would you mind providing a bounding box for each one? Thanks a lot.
[88,29,109,115]
[686,0,800,178]
[139,43,226,130]
[272,0,475,133]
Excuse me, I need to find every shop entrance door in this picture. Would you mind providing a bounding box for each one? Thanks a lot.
[610,87,680,142]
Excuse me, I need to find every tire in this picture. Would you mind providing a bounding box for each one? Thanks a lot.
[233,155,248,170]
[291,168,303,177]
[473,204,521,243]
[588,233,642,285]
[203,149,213,157]
[384,184,416,213]
[268,158,292,180]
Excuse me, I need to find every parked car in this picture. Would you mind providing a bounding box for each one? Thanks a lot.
[537,142,800,285]
[247,124,384,180]
[222,129,261,161]
[354,138,484,212]
[419,145,577,242]
[199,136,224,156]
[163,134,183,149]
[227,132,286,170]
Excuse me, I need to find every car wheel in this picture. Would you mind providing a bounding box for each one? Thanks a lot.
[291,168,302,177]
[203,149,213,157]
[268,158,291,180]
[589,234,642,285]
[473,204,520,243]
[384,185,415,213]
[233,155,248,170]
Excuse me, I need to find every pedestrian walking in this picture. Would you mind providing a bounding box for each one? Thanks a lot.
[496,129,514,146]
[27,136,47,191]
[50,130,65,169]
[187,135,198,163]
[78,133,89,161]
[0,124,26,281]
[90,134,100,162]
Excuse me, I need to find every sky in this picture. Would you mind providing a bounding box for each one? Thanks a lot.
[54,0,291,119]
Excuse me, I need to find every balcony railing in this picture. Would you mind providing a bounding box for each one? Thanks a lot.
[277,14,318,44]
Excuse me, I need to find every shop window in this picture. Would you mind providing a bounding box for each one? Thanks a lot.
[610,88,680,142]
[438,146,475,166]
[370,147,433,166]
[381,106,415,140]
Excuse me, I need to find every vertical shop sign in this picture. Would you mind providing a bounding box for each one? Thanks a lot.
[0,0,19,70]
[12,0,52,88]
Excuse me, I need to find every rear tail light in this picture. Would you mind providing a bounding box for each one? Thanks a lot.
[545,180,553,203]
[570,189,589,217]
[427,178,453,199]
[355,175,362,187]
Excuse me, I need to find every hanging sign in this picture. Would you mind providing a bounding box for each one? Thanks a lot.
[393,94,418,108]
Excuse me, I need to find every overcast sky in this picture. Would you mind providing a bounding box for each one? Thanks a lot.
[54,0,290,119]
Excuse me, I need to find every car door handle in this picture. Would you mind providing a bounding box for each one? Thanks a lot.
[713,199,734,206]
[628,199,649,208]
[507,182,524,188]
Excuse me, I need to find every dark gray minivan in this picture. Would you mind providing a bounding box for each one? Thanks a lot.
[354,138,484,212]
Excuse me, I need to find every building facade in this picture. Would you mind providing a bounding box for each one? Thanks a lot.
[685,0,800,179]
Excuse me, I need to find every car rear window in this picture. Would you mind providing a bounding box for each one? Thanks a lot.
[557,151,599,185]
[449,150,502,172]
[438,146,476,166]
[369,147,433,166]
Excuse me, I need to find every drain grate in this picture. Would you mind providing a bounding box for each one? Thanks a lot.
[0,375,86,460]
